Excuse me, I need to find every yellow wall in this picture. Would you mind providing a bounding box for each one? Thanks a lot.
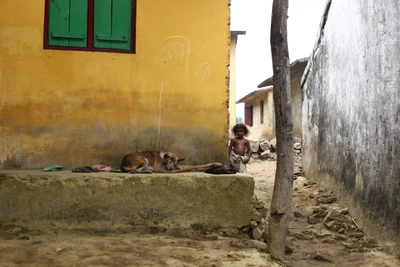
[0,0,230,168]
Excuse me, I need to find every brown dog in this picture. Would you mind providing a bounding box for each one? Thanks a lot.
[120,151,185,173]
[120,151,220,174]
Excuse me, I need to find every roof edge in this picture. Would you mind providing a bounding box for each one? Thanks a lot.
[236,86,273,104]
[257,57,309,88]
[230,31,246,35]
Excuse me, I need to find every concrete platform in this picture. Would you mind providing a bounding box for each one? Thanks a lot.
[0,170,254,232]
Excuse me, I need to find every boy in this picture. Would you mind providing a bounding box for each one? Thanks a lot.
[229,124,252,173]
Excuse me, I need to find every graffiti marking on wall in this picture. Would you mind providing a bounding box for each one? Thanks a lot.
[161,36,191,67]
[194,62,211,82]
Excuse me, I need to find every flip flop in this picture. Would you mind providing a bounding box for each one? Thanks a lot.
[83,166,99,172]
[43,165,64,172]
[72,167,90,173]
[72,166,97,173]
[110,167,122,173]
[92,165,112,172]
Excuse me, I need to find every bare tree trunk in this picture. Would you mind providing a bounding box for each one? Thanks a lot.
[268,0,294,261]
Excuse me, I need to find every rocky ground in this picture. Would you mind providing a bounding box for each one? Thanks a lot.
[248,159,400,267]
[0,159,399,266]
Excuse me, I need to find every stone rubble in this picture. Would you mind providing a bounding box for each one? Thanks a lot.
[292,184,379,253]
[251,137,303,179]
[240,194,269,246]
[242,136,381,260]
[241,137,304,249]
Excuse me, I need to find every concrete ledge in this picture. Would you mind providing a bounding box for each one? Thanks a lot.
[0,171,254,231]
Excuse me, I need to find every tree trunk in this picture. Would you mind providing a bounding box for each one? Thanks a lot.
[268,0,294,261]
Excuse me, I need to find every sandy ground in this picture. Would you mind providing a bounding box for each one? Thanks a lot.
[0,159,399,267]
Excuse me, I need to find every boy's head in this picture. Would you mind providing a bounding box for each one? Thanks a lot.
[232,124,249,137]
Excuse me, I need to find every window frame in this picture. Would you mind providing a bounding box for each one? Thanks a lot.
[245,105,253,127]
[260,100,264,124]
[43,0,137,54]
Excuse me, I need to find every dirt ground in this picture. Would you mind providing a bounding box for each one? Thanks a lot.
[1,160,399,267]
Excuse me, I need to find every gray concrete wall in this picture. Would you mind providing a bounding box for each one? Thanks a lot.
[302,0,400,241]
[291,74,303,138]
[0,171,254,232]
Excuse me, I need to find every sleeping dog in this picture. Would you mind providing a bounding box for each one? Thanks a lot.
[120,151,184,173]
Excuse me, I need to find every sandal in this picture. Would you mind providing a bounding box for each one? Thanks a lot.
[43,165,64,172]
[72,166,97,173]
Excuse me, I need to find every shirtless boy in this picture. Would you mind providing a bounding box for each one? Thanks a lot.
[228,124,252,173]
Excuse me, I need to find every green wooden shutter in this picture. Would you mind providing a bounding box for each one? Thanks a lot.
[94,0,132,50]
[48,0,88,48]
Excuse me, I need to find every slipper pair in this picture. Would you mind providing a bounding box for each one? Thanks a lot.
[71,165,122,173]
[43,165,64,172]
[72,166,99,173]
[92,165,112,172]
[91,165,122,172]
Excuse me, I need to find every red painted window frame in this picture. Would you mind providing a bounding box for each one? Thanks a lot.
[245,105,253,127]
[43,0,137,54]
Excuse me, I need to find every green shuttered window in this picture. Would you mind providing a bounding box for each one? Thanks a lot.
[44,0,136,53]
[48,0,88,48]
[94,0,132,50]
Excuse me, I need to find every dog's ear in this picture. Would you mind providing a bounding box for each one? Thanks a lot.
[163,153,171,159]
[178,158,185,162]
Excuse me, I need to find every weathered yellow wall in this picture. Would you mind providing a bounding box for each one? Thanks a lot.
[0,0,230,168]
